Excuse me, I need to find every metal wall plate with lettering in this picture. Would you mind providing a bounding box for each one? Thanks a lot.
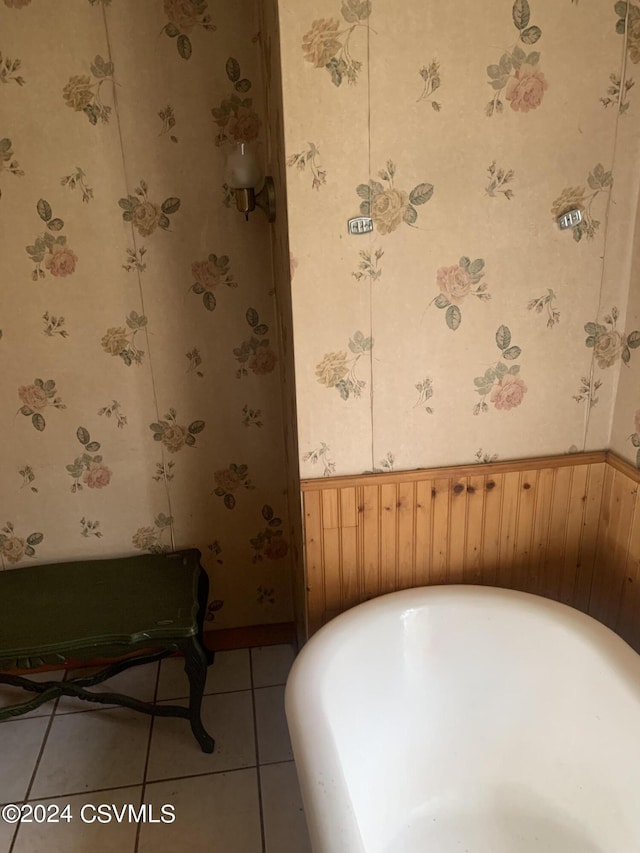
[557,209,582,230]
[348,216,374,235]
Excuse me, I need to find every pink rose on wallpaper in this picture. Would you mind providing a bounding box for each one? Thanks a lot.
[44,244,77,277]
[83,463,112,489]
[133,201,161,237]
[490,376,527,411]
[371,188,409,235]
[264,537,289,560]
[162,424,188,453]
[506,65,548,113]
[2,536,26,563]
[226,106,261,144]
[302,18,341,68]
[18,384,48,411]
[249,348,277,376]
[437,265,472,302]
[163,0,200,33]
[192,260,222,289]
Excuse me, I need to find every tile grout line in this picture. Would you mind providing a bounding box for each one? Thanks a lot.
[133,661,162,853]
[249,651,267,853]
[9,695,61,852]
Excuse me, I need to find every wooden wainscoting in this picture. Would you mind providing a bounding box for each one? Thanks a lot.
[301,451,640,650]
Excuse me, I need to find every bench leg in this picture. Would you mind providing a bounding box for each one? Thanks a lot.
[182,638,215,754]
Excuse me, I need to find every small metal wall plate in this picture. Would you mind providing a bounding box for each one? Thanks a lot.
[348,216,374,235]
[557,209,582,230]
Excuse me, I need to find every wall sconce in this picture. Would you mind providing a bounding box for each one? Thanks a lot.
[226,143,276,223]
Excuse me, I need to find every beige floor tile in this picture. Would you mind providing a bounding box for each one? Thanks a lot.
[0,812,18,851]
[30,707,150,800]
[251,645,296,688]
[261,761,312,853]
[11,786,142,853]
[156,649,250,701]
[56,662,158,714]
[146,691,255,782]
[138,769,262,853]
[255,685,293,764]
[0,716,50,805]
[0,670,65,720]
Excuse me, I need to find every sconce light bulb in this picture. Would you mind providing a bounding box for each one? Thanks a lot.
[226,143,262,189]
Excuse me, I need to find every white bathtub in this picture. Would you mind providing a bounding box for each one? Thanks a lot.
[285,585,640,853]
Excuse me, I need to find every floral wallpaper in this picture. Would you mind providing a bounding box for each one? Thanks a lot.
[0,0,295,630]
[278,0,640,477]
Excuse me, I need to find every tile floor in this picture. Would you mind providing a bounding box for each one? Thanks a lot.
[0,645,312,853]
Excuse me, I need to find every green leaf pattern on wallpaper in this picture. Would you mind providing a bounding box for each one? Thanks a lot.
[583,307,640,368]
[0,50,26,86]
[189,252,236,312]
[551,164,613,242]
[417,60,442,110]
[302,0,372,86]
[0,522,43,569]
[486,0,547,116]
[149,409,206,453]
[472,326,526,415]
[66,427,112,493]
[63,56,114,125]
[287,143,327,191]
[0,137,24,200]
[26,199,77,280]
[315,331,373,400]
[430,257,490,331]
[131,514,173,554]
[162,0,217,60]
[614,1,640,62]
[233,309,277,378]
[302,443,336,477]
[101,312,148,366]
[357,160,434,234]
[211,58,261,147]
[629,410,640,469]
[250,505,289,562]
[118,180,181,236]
[17,378,65,431]
[213,463,255,510]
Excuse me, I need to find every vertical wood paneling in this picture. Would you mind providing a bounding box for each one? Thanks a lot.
[362,484,380,600]
[540,466,573,600]
[431,479,451,584]
[414,480,432,586]
[303,490,324,635]
[513,470,537,592]
[560,464,589,605]
[575,462,606,611]
[301,453,640,648]
[464,476,485,583]
[615,489,640,646]
[481,473,502,586]
[397,481,416,589]
[497,471,521,589]
[341,526,359,608]
[380,483,398,593]
[529,468,556,595]
[590,469,637,630]
[448,478,468,584]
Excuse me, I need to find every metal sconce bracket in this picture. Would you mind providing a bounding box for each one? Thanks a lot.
[233,177,276,223]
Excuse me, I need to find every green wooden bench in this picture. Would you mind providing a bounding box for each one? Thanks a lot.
[0,548,215,753]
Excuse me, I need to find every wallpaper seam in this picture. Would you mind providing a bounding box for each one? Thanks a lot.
[586,0,633,454]
[101,3,175,551]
